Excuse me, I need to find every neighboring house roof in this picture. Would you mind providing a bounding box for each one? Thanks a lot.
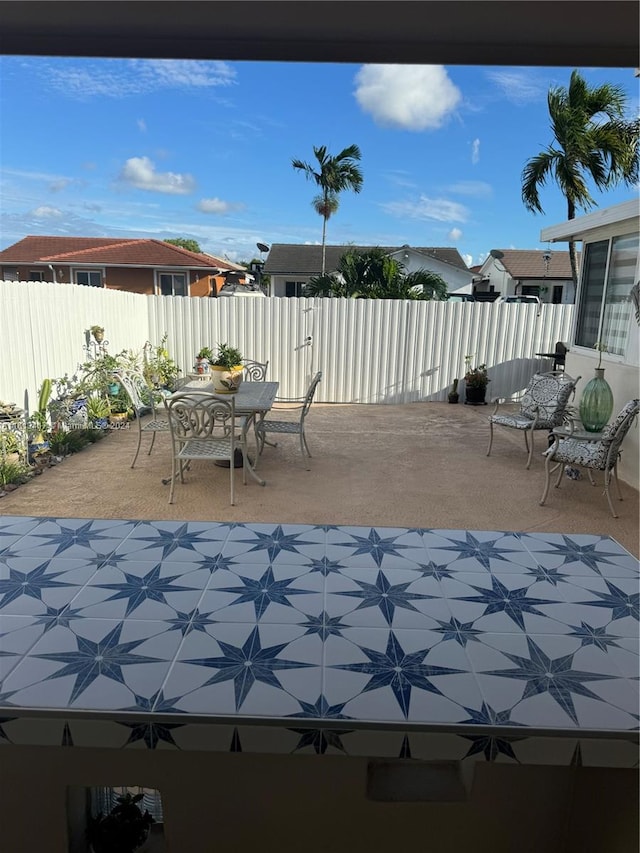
[484,249,575,280]
[0,236,244,271]
[263,244,469,275]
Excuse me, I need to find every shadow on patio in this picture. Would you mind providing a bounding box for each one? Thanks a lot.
[2,402,638,557]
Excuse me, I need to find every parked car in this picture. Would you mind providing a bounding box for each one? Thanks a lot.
[447,293,476,302]
[496,295,541,305]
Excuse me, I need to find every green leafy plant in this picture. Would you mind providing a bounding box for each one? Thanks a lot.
[196,346,215,361]
[211,343,244,369]
[86,792,154,853]
[143,335,181,390]
[594,340,608,368]
[0,460,29,487]
[463,355,489,389]
[86,397,111,421]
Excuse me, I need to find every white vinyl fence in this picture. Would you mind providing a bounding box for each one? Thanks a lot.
[0,280,574,415]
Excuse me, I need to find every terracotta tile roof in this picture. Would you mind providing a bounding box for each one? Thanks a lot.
[263,244,469,275]
[0,236,241,270]
[495,249,575,279]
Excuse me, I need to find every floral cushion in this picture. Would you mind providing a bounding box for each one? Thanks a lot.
[490,413,539,430]
[544,437,607,469]
[520,373,577,427]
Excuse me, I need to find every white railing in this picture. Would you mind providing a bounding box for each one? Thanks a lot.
[0,280,574,414]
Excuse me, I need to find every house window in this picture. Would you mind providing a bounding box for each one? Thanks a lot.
[76,270,103,287]
[575,232,638,357]
[29,270,44,281]
[285,280,306,297]
[158,272,188,296]
[2,268,19,281]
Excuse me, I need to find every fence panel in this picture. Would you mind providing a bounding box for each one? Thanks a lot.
[0,281,574,414]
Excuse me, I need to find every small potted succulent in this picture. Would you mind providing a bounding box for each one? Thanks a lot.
[86,396,111,429]
[210,342,244,394]
[194,346,214,375]
[448,378,459,404]
[86,791,154,853]
[90,325,105,343]
[463,355,490,405]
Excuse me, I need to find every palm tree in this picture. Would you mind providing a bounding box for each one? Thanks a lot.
[522,69,639,285]
[304,247,449,300]
[292,144,364,275]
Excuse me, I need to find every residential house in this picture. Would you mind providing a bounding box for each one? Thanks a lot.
[472,249,576,303]
[0,236,248,297]
[541,198,639,486]
[263,244,473,297]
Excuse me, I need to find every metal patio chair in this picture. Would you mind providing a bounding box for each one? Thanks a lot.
[117,369,171,468]
[242,359,269,381]
[487,370,581,469]
[540,398,639,517]
[256,371,322,470]
[164,392,242,505]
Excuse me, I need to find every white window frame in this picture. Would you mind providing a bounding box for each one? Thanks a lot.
[573,230,639,363]
[74,269,104,287]
[156,271,188,297]
[29,270,44,281]
[285,280,306,297]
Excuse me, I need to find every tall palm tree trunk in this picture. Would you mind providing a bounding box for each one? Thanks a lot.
[321,215,328,275]
[567,198,580,290]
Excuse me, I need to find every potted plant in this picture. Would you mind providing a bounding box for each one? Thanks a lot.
[108,388,131,425]
[448,378,459,404]
[86,396,111,429]
[86,791,154,853]
[27,378,52,459]
[463,355,489,405]
[90,325,105,343]
[210,342,244,394]
[194,346,214,375]
[143,335,181,392]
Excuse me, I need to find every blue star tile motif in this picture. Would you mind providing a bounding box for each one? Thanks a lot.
[300,611,348,641]
[217,566,310,620]
[25,520,117,558]
[332,631,464,718]
[335,529,412,568]
[119,720,185,749]
[460,703,525,761]
[525,564,572,586]
[165,608,218,637]
[235,525,315,561]
[124,690,185,715]
[184,625,315,711]
[0,560,68,609]
[458,576,552,631]
[433,532,519,570]
[525,535,623,573]
[202,554,237,573]
[567,621,623,652]
[31,604,87,633]
[577,580,639,623]
[416,560,455,581]
[96,563,198,617]
[288,726,353,754]
[307,556,346,576]
[34,622,164,704]
[337,570,425,625]
[289,695,351,720]
[485,636,617,726]
[125,523,213,560]
[433,616,483,647]
[0,717,15,742]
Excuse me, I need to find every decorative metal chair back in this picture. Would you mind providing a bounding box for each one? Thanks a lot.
[242,360,269,381]
[300,371,323,420]
[588,398,640,471]
[256,371,322,469]
[118,370,159,416]
[519,371,579,428]
[166,393,235,445]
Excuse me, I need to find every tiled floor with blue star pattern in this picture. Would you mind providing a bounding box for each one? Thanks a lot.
[0,516,638,762]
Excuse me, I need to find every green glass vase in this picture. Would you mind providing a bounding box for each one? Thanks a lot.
[579,368,614,432]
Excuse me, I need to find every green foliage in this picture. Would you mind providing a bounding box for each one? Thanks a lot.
[305,247,449,300]
[0,460,29,487]
[143,335,181,390]
[211,343,244,369]
[165,237,202,253]
[86,397,111,420]
[197,346,215,361]
[463,355,489,388]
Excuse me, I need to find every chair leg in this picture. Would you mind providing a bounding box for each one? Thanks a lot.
[302,429,312,458]
[603,468,618,518]
[300,431,310,470]
[168,459,177,504]
[539,451,555,506]
[586,470,596,486]
[148,431,157,456]
[612,465,624,501]
[230,460,235,506]
[131,424,143,468]
[525,429,534,470]
[486,421,494,457]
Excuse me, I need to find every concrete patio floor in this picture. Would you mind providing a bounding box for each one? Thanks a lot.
[1,402,638,557]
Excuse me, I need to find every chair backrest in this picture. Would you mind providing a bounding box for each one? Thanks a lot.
[553,341,567,370]
[243,360,269,381]
[164,392,235,447]
[300,371,323,420]
[596,398,640,469]
[520,371,580,427]
[118,370,159,416]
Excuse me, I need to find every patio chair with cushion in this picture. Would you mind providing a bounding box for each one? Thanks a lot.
[486,370,581,469]
[164,392,242,505]
[256,371,322,470]
[540,398,640,517]
[117,370,171,468]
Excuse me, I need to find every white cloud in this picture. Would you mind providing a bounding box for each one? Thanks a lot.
[461,253,473,267]
[137,118,147,132]
[382,195,469,223]
[197,197,244,215]
[471,138,480,164]
[486,70,546,105]
[446,180,492,198]
[354,65,461,131]
[31,206,63,218]
[448,227,463,241]
[40,58,236,100]
[118,156,195,195]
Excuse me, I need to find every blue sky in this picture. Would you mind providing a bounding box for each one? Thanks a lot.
[0,57,637,265]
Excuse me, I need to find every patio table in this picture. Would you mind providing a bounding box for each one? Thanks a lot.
[0,515,637,771]
[167,380,279,486]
